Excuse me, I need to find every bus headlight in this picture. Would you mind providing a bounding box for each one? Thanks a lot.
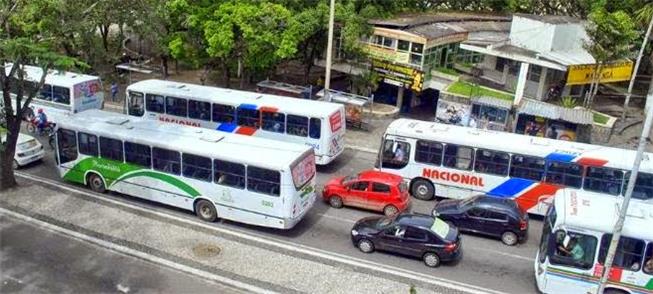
[351,229,359,236]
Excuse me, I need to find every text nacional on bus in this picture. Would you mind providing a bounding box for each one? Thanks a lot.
[422,168,485,187]
[158,116,201,127]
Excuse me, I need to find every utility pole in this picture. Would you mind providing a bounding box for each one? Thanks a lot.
[597,94,653,294]
[324,0,335,102]
[622,14,653,121]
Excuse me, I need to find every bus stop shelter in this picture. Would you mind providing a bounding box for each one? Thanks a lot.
[316,89,372,130]
[256,79,313,99]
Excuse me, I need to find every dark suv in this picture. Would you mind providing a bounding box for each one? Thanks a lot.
[431,195,528,246]
[350,213,461,267]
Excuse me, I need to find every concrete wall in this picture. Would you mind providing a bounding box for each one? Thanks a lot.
[510,16,555,52]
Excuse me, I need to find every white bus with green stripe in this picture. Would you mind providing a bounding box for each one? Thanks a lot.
[54,110,317,229]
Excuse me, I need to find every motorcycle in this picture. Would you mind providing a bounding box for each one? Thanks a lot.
[26,118,55,135]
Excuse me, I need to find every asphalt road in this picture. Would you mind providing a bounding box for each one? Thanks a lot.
[15,139,542,294]
[0,214,246,294]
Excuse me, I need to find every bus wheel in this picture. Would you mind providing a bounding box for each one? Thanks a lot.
[87,173,106,193]
[195,200,217,222]
[411,179,434,201]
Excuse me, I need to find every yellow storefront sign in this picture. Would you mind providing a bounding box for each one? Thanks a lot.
[372,59,424,92]
[566,61,633,85]
[364,45,410,64]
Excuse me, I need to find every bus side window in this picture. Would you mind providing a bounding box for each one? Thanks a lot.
[599,234,646,272]
[214,159,245,189]
[146,94,165,113]
[309,118,321,139]
[644,244,653,275]
[415,140,443,166]
[78,132,98,157]
[182,153,213,182]
[247,166,281,196]
[166,96,188,117]
[57,128,78,164]
[128,91,144,117]
[212,103,235,124]
[99,137,124,162]
[583,167,623,196]
[545,161,583,188]
[40,83,53,101]
[237,106,260,128]
[52,86,71,105]
[153,147,181,175]
[125,142,151,168]
[443,144,474,171]
[287,115,308,137]
[474,149,509,176]
[381,139,410,169]
[262,112,285,133]
[624,172,653,200]
[188,100,211,121]
[510,154,545,181]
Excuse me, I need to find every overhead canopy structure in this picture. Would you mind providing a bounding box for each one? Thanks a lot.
[517,98,593,125]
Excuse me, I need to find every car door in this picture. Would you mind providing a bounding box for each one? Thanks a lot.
[346,181,369,208]
[401,226,429,257]
[480,209,509,237]
[378,225,405,253]
[465,207,487,233]
[368,182,392,211]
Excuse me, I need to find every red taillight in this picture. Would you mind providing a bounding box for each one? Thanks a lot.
[444,243,457,252]
[520,219,528,230]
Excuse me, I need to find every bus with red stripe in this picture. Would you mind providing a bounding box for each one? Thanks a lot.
[125,79,346,165]
[535,189,653,294]
[377,118,653,215]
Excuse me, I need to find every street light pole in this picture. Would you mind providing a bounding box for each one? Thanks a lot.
[324,0,335,102]
[597,94,653,294]
[622,14,653,121]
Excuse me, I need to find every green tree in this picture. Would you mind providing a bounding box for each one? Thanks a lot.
[583,8,638,108]
[1,0,83,191]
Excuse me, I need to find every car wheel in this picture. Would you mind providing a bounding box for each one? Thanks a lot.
[329,195,344,208]
[423,252,441,268]
[195,199,218,222]
[411,179,434,200]
[12,160,19,170]
[87,173,106,193]
[501,231,518,246]
[383,205,399,216]
[357,239,375,253]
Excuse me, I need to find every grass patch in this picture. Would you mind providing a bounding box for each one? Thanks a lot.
[434,67,459,76]
[456,62,474,69]
[593,112,610,124]
[446,81,514,101]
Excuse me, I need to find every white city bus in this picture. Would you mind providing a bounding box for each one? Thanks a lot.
[54,109,317,229]
[125,79,346,165]
[377,118,653,215]
[2,64,104,122]
[535,189,653,294]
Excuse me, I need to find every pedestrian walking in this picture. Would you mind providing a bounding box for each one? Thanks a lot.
[111,82,119,102]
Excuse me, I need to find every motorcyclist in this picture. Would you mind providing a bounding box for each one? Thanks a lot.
[36,108,48,135]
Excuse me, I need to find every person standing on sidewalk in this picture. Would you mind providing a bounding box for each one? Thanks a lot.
[110,82,119,102]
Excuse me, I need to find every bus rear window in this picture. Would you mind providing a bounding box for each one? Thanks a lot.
[291,152,316,189]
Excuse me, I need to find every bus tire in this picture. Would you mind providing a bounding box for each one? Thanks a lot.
[87,173,106,193]
[195,199,217,222]
[411,179,435,201]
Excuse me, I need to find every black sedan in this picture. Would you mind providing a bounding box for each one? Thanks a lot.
[431,195,528,246]
[350,213,461,267]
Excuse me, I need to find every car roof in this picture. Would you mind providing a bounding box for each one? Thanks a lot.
[396,214,434,228]
[357,170,402,185]
[476,195,521,214]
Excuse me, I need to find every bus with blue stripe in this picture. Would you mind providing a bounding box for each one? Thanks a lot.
[535,189,653,294]
[377,118,653,215]
[125,79,346,165]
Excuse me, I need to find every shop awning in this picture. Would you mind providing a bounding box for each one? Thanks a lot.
[470,96,513,110]
[517,99,593,125]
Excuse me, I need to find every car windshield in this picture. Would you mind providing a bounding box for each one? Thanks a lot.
[376,215,397,228]
[341,174,358,184]
[458,195,479,208]
[430,218,450,239]
[18,139,38,150]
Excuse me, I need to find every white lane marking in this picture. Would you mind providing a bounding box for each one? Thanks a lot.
[0,208,273,294]
[16,172,507,294]
[345,145,377,154]
[315,212,357,224]
[475,248,534,262]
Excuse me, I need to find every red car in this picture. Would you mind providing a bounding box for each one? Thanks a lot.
[322,170,411,216]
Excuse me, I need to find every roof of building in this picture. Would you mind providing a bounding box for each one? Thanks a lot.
[369,12,511,29]
[517,98,593,125]
[514,13,583,24]
[470,96,513,109]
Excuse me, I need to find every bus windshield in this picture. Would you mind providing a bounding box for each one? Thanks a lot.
[291,152,316,189]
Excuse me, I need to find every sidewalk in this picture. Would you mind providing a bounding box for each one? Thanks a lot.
[0,180,454,294]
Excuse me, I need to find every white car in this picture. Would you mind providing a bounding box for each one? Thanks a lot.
[7,133,45,169]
